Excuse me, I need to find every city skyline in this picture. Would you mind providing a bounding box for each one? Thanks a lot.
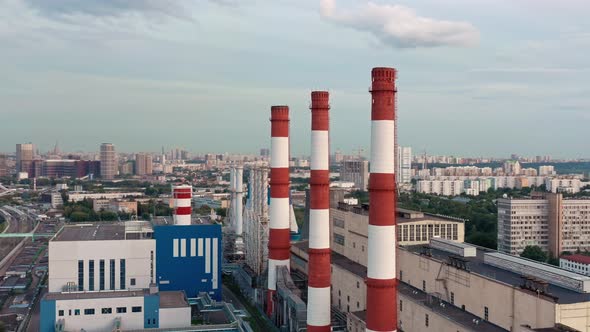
[2,0,590,158]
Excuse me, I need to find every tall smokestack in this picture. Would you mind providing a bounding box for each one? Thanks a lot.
[173,184,192,225]
[366,67,397,332]
[266,105,291,316]
[307,91,331,331]
[235,166,244,235]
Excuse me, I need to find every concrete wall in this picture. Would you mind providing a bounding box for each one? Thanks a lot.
[556,303,590,332]
[48,239,155,293]
[397,248,556,331]
[46,295,146,332]
[331,264,366,313]
[154,224,222,300]
[159,307,191,328]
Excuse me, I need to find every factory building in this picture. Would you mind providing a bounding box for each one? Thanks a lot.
[41,186,223,331]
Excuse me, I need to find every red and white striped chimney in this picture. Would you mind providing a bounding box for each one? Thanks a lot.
[366,67,398,332]
[266,105,291,316]
[173,184,192,225]
[307,91,331,331]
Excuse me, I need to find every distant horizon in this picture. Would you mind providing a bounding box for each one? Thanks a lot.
[1,143,589,161]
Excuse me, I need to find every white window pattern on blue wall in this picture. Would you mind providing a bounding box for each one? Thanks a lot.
[171,237,218,290]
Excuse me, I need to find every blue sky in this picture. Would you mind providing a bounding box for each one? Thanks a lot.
[1,0,589,158]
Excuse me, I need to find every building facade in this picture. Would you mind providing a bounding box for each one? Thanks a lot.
[16,143,34,175]
[41,221,223,331]
[498,193,590,256]
[100,143,116,180]
[340,160,369,191]
[560,254,590,276]
[397,146,412,184]
[135,153,153,176]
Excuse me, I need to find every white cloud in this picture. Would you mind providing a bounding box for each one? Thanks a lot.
[319,0,479,48]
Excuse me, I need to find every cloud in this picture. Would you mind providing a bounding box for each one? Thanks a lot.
[319,0,479,48]
[469,67,579,74]
[23,0,195,20]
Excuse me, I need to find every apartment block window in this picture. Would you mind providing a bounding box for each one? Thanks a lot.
[400,300,403,312]
[400,270,403,281]
[117,307,127,314]
[110,259,115,290]
[484,306,489,321]
[132,306,142,313]
[131,278,136,286]
[356,281,359,288]
[58,310,64,317]
[89,260,95,291]
[422,280,426,291]
[74,309,80,316]
[101,308,112,314]
[78,260,84,291]
[450,292,455,305]
[120,259,126,289]
[425,314,429,327]
[99,260,105,290]
[357,301,360,309]
[84,309,95,315]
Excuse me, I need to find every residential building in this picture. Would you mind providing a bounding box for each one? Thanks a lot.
[93,199,138,214]
[16,143,34,175]
[539,165,556,176]
[135,153,153,176]
[545,177,582,194]
[497,192,590,256]
[560,255,590,276]
[416,180,464,196]
[0,153,7,176]
[503,160,522,175]
[397,146,412,184]
[340,160,369,191]
[100,143,116,180]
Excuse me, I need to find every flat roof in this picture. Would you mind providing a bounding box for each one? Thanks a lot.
[45,289,148,301]
[53,223,153,242]
[398,283,506,332]
[159,291,189,308]
[406,245,590,304]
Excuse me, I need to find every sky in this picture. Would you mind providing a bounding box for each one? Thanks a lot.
[1,0,589,158]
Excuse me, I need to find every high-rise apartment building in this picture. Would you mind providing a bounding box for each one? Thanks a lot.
[397,146,412,184]
[135,153,153,176]
[340,160,369,191]
[498,192,590,256]
[503,160,521,175]
[100,143,116,180]
[16,143,34,174]
[0,153,7,177]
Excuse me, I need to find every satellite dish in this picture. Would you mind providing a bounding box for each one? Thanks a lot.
[503,194,508,198]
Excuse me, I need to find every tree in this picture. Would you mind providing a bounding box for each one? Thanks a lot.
[520,245,547,263]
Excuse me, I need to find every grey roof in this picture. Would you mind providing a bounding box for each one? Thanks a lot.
[159,291,189,308]
[53,223,152,242]
[45,289,148,301]
[406,245,590,305]
[398,283,507,332]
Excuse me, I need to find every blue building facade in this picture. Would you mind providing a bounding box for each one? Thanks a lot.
[154,224,222,301]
